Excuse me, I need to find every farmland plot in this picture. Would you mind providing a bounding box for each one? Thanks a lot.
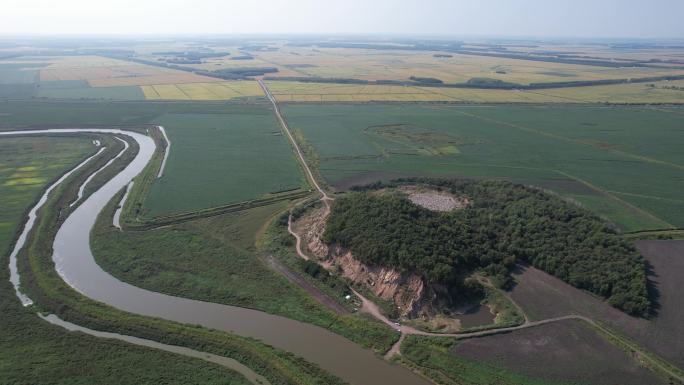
[281,104,684,231]
[143,105,304,215]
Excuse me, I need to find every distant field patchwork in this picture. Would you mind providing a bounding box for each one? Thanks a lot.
[38,56,218,87]
[255,47,684,85]
[282,104,684,231]
[266,80,684,104]
[1,55,683,103]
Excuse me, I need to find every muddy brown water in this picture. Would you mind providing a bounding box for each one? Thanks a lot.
[5,129,431,385]
[457,304,496,328]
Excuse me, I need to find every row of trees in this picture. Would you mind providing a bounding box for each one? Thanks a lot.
[323,179,650,316]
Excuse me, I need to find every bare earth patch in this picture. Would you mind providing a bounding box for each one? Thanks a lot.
[293,204,429,318]
[510,240,684,369]
[400,186,469,212]
[452,319,665,385]
[408,192,459,212]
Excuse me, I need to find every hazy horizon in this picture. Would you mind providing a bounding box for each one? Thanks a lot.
[2,0,684,39]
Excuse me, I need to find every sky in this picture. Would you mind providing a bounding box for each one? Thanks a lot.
[2,0,683,39]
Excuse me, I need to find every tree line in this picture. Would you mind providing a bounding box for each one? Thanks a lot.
[323,179,650,316]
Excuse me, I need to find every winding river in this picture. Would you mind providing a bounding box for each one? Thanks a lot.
[1,129,431,385]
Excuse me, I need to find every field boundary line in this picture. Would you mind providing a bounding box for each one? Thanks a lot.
[454,109,684,171]
[174,84,194,100]
[585,319,684,383]
[144,85,162,99]
[521,89,588,102]
[413,86,461,101]
[259,80,331,200]
[124,190,311,230]
[607,190,684,204]
[554,170,674,229]
[202,83,225,99]
[220,82,247,97]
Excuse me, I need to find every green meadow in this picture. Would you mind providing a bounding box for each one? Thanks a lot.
[281,104,684,232]
[0,101,304,216]
[0,136,248,384]
[144,106,304,215]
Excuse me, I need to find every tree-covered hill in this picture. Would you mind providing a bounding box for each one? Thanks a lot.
[323,179,650,316]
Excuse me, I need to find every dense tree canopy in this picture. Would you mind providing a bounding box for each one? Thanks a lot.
[323,179,650,316]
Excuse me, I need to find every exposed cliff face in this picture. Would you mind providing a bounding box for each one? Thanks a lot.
[327,248,433,317]
[294,204,436,318]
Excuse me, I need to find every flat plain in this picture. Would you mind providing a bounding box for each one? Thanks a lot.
[39,56,219,86]
[144,105,304,215]
[281,104,684,231]
[509,241,684,370]
[0,135,94,255]
[2,38,684,385]
[0,101,305,216]
[451,319,664,385]
[252,47,684,84]
[0,135,248,385]
[141,81,264,100]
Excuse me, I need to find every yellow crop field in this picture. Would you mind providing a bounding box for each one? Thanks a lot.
[254,47,684,85]
[265,80,567,102]
[39,55,220,86]
[265,81,442,102]
[141,81,264,100]
[536,80,684,103]
[265,80,684,104]
[134,53,304,77]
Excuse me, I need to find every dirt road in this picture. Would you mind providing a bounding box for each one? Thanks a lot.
[287,214,309,261]
[259,81,684,383]
[265,255,349,315]
[259,80,331,203]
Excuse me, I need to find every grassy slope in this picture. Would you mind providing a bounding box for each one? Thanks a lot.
[144,107,304,215]
[0,136,250,385]
[281,104,684,231]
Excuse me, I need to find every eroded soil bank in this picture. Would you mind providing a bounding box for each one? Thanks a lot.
[292,186,496,330]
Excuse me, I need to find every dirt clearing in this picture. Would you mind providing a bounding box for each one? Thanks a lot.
[452,318,665,385]
[400,186,469,212]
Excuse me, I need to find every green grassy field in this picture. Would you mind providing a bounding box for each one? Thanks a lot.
[143,105,305,215]
[0,62,44,84]
[36,84,146,100]
[0,136,94,249]
[0,135,250,385]
[281,104,684,232]
[0,101,305,216]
